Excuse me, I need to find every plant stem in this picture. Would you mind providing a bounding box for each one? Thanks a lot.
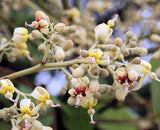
[0,59,88,80]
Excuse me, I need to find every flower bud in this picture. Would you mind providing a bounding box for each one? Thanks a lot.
[64,26,76,34]
[60,84,67,95]
[88,64,99,79]
[130,36,137,42]
[115,88,127,101]
[94,92,101,99]
[32,120,43,130]
[149,72,157,79]
[122,48,130,57]
[38,43,46,53]
[89,78,99,93]
[6,53,16,63]
[114,38,123,47]
[79,49,89,58]
[116,68,126,78]
[31,30,43,39]
[55,46,65,61]
[100,68,109,78]
[35,11,47,18]
[39,19,48,27]
[150,34,160,42]
[72,64,87,78]
[129,41,137,48]
[126,31,134,40]
[51,34,62,42]
[128,70,139,81]
[95,23,112,40]
[63,40,73,51]
[152,50,160,59]
[132,47,148,56]
[99,86,107,94]
[131,57,141,64]
[67,97,76,106]
[54,23,65,33]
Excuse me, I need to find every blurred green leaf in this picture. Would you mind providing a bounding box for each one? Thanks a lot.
[150,58,160,128]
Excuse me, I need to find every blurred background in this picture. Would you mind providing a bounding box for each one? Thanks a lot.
[1,0,160,130]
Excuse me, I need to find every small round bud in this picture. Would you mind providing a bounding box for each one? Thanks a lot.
[149,72,157,79]
[128,70,139,81]
[32,120,43,130]
[89,78,99,93]
[39,105,46,113]
[129,41,137,48]
[39,19,48,27]
[67,97,76,106]
[108,45,117,52]
[79,49,89,58]
[116,68,126,78]
[130,36,137,42]
[72,65,87,78]
[6,53,16,63]
[35,11,47,18]
[55,46,65,61]
[100,68,109,78]
[150,34,160,42]
[60,85,67,95]
[31,30,43,39]
[115,88,127,102]
[54,23,65,33]
[99,86,107,94]
[114,38,123,47]
[38,43,46,53]
[126,31,134,40]
[152,50,160,59]
[51,34,62,42]
[107,20,114,27]
[94,92,101,99]
[122,48,130,57]
[88,64,99,79]
[64,26,76,34]
[63,40,73,51]
[131,57,141,64]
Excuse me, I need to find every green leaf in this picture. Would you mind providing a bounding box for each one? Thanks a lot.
[150,58,160,128]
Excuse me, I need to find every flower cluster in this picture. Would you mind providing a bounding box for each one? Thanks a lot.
[0,79,60,130]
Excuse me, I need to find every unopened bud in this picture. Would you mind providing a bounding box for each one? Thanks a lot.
[149,72,157,79]
[116,68,126,78]
[38,43,46,53]
[39,19,48,27]
[55,46,65,61]
[63,40,73,51]
[94,92,101,99]
[132,47,148,56]
[126,31,134,40]
[115,88,127,101]
[100,68,109,78]
[131,57,141,64]
[129,41,137,48]
[31,30,43,39]
[39,105,46,113]
[128,70,139,81]
[114,38,123,47]
[64,26,76,34]
[54,23,65,33]
[122,48,130,57]
[72,64,87,78]
[79,49,89,58]
[35,11,47,18]
[67,97,76,106]
[152,50,160,59]
[130,36,137,42]
[150,34,160,42]
[60,84,67,95]
[51,34,62,42]
[88,64,99,79]
[6,53,16,63]
[89,78,99,93]
[32,120,43,130]
[99,86,107,94]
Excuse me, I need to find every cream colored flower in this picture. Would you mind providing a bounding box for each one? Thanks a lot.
[12,27,28,43]
[31,87,60,112]
[0,79,14,101]
[17,99,38,128]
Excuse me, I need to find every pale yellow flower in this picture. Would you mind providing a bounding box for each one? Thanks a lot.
[0,79,14,100]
